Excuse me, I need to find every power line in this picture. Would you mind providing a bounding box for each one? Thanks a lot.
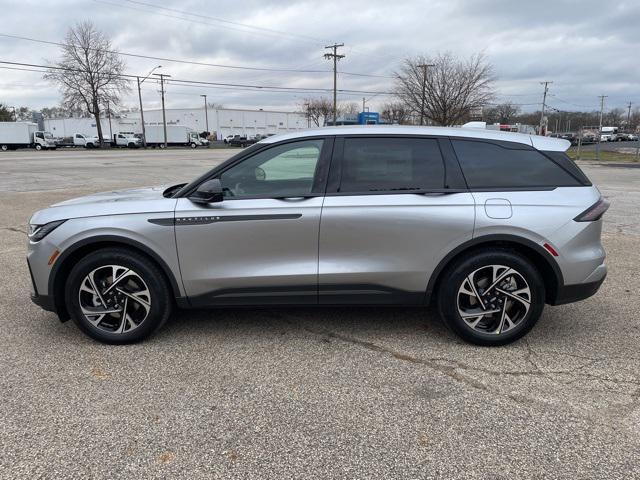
[0,32,391,79]
[0,60,395,96]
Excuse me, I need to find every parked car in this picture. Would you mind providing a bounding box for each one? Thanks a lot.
[628,133,638,141]
[27,126,608,346]
[229,135,257,148]
[223,135,236,144]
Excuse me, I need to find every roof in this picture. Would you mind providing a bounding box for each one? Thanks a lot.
[258,125,571,152]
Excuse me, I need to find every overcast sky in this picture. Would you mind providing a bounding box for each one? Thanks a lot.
[1,0,639,114]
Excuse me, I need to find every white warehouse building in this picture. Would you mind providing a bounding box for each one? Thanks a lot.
[44,107,309,139]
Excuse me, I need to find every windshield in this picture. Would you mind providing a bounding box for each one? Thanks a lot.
[44,132,53,139]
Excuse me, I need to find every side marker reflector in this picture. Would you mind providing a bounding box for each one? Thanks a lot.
[543,243,559,257]
[48,249,60,266]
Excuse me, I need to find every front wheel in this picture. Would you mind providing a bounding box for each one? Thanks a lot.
[190,142,197,148]
[65,248,172,344]
[35,144,42,151]
[437,250,545,346]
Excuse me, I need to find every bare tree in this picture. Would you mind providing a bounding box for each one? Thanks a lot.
[485,102,521,124]
[44,21,130,146]
[394,52,494,126]
[300,97,334,127]
[380,101,412,124]
[340,102,359,116]
[0,103,12,121]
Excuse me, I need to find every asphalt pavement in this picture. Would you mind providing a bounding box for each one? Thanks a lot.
[1,148,639,479]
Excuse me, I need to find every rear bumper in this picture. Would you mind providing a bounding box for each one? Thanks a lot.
[550,274,606,306]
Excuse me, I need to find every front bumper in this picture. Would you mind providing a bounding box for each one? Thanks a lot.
[30,292,56,312]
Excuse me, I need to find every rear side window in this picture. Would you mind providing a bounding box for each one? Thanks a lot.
[339,137,445,193]
[542,151,591,186]
[451,140,582,189]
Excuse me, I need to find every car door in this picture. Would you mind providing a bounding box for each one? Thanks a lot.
[175,137,332,306]
[318,135,475,304]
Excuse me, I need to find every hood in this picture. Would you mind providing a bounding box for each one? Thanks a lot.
[30,185,178,225]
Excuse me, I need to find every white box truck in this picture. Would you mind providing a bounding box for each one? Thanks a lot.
[143,125,202,148]
[0,122,57,151]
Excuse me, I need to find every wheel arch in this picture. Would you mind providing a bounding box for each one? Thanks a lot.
[49,235,186,321]
[425,234,564,306]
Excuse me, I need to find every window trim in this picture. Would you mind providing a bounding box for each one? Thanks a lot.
[448,137,585,191]
[325,134,457,196]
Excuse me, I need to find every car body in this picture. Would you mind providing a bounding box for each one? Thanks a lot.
[28,125,608,345]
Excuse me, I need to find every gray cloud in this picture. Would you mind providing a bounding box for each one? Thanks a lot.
[0,0,638,113]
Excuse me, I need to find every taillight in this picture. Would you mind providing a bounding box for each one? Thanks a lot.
[574,197,610,222]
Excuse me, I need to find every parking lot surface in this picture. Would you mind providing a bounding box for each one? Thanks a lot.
[1,149,639,479]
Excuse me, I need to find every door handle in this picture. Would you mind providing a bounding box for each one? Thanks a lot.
[276,196,311,201]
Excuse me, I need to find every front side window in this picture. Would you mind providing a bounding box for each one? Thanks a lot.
[452,140,581,189]
[338,137,445,193]
[220,139,324,198]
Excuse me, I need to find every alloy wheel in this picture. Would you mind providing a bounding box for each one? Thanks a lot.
[457,264,531,335]
[78,264,151,334]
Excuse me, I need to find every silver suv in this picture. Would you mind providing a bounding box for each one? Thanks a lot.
[28,126,608,346]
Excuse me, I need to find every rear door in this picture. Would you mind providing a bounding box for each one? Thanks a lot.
[318,135,475,304]
[175,137,332,306]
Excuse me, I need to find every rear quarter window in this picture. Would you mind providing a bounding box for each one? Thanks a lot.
[451,139,583,189]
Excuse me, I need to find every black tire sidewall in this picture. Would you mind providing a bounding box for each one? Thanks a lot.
[438,250,545,346]
[65,248,172,344]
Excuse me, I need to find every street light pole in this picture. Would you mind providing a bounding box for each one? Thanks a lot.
[154,73,171,148]
[137,65,161,148]
[200,94,209,133]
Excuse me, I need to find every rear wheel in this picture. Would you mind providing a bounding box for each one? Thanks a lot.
[159,143,166,149]
[0,144,7,151]
[437,249,544,346]
[65,248,172,344]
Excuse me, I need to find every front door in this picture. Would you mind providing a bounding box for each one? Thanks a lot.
[318,136,475,304]
[175,137,331,306]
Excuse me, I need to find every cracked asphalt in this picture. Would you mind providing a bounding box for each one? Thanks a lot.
[1,149,639,479]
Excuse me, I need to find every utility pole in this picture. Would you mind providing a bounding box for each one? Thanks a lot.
[596,95,607,161]
[154,73,171,148]
[539,81,553,135]
[137,65,161,148]
[303,102,310,128]
[417,63,434,126]
[200,94,209,134]
[106,101,113,141]
[362,97,366,113]
[324,43,345,126]
[626,101,633,130]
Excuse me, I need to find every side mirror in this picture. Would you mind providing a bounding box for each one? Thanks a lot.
[189,178,224,204]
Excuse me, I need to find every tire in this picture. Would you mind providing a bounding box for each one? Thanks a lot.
[0,144,7,151]
[190,142,197,148]
[437,249,545,346]
[35,144,42,151]
[65,248,172,344]
[159,143,166,149]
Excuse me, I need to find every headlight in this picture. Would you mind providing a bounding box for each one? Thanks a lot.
[28,220,66,242]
